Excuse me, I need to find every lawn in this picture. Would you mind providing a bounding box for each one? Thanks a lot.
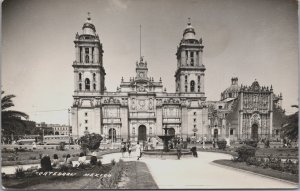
[2,164,113,189]
[213,159,299,183]
[2,161,158,189]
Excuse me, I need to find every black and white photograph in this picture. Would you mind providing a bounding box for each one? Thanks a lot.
[1,0,299,189]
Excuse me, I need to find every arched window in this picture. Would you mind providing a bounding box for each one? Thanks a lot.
[198,76,200,84]
[79,83,82,90]
[85,55,89,63]
[185,85,187,92]
[93,73,96,81]
[93,83,96,90]
[85,78,90,91]
[190,80,195,92]
[191,58,194,66]
[198,86,200,92]
[79,73,82,81]
[185,75,187,83]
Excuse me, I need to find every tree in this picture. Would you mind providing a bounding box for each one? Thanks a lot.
[1,91,29,136]
[282,105,298,140]
[79,133,103,154]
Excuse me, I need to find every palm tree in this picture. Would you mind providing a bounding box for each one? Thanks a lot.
[1,91,29,136]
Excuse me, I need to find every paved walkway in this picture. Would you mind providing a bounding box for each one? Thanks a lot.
[101,151,298,189]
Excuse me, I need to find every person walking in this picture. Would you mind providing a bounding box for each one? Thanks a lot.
[121,142,126,157]
[136,141,142,160]
[127,142,132,158]
[176,141,182,160]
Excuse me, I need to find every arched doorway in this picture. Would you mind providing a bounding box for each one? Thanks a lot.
[251,124,258,140]
[138,125,147,141]
[108,128,117,142]
[168,128,175,136]
[213,129,218,139]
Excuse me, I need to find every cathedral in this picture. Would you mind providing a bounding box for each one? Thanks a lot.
[71,15,284,142]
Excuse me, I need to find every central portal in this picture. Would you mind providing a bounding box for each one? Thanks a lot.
[138,125,147,141]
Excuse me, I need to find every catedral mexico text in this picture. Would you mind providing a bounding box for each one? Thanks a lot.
[71,15,284,143]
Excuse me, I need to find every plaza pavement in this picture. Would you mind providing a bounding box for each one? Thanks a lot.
[101,151,298,189]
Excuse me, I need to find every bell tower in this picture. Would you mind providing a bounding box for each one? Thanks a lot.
[71,13,105,138]
[175,18,206,97]
[73,13,105,95]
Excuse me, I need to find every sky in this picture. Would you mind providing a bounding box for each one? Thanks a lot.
[2,0,298,125]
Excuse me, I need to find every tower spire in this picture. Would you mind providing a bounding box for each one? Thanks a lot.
[87,12,91,20]
[139,24,142,60]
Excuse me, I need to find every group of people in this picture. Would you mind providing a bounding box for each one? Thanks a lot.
[121,141,133,158]
[120,141,143,160]
[40,152,98,171]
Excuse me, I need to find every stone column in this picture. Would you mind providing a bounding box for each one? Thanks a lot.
[269,93,273,139]
[181,50,185,66]
[75,45,80,62]
[200,74,205,93]
[89,47,92,63]
[81,47,85,63]
[74,71,78,91]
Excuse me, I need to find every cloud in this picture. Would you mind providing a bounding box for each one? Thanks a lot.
[106,0,128,12]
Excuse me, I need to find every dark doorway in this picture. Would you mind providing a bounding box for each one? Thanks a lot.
[168,128,175,136]
[109,128,117,142]
[138,125,147,141]
[251,124,258,140]
[213,129,218,139]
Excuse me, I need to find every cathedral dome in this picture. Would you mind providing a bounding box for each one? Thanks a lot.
[221,77,240,101]
[183,18,196,40]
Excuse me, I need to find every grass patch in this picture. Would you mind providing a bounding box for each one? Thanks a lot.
[119,161,158,189]
[2,164,112,189]
[213,159,299,183]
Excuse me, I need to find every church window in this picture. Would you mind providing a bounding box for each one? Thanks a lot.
[191,52,194,58]
[191,58,194,66]
[185,85,187,92]
[79,83,82,90]
[85,78,90,91]
[93,83,96,90]
[85,120,88,124]
[190,80,195,92]
[85,112,88,116]
[230,129,234,135]
[185,75,187,83]
[93,73,96,81]
[198,86,200,92]
[185,50,188,58]
[198,76,200,83]
[194,118,196,122]
[194,112,196,116]
[85,55,89,63]
[79,73,82,81]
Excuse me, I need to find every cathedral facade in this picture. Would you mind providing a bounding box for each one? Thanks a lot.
[71,16,284,142]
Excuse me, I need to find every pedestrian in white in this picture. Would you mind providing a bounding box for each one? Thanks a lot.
[135,141,142,160]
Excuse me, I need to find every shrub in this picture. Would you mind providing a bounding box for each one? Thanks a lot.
[57,142,66,151]
[97,160,102,166]
[29,156,37,160]
[111,159,116,166]
[236,145,256,162]
[15,167,25,178]
[90,156,97,165]
[217,140,227,150]
[79,133,103,153]
[244,140,258,148]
